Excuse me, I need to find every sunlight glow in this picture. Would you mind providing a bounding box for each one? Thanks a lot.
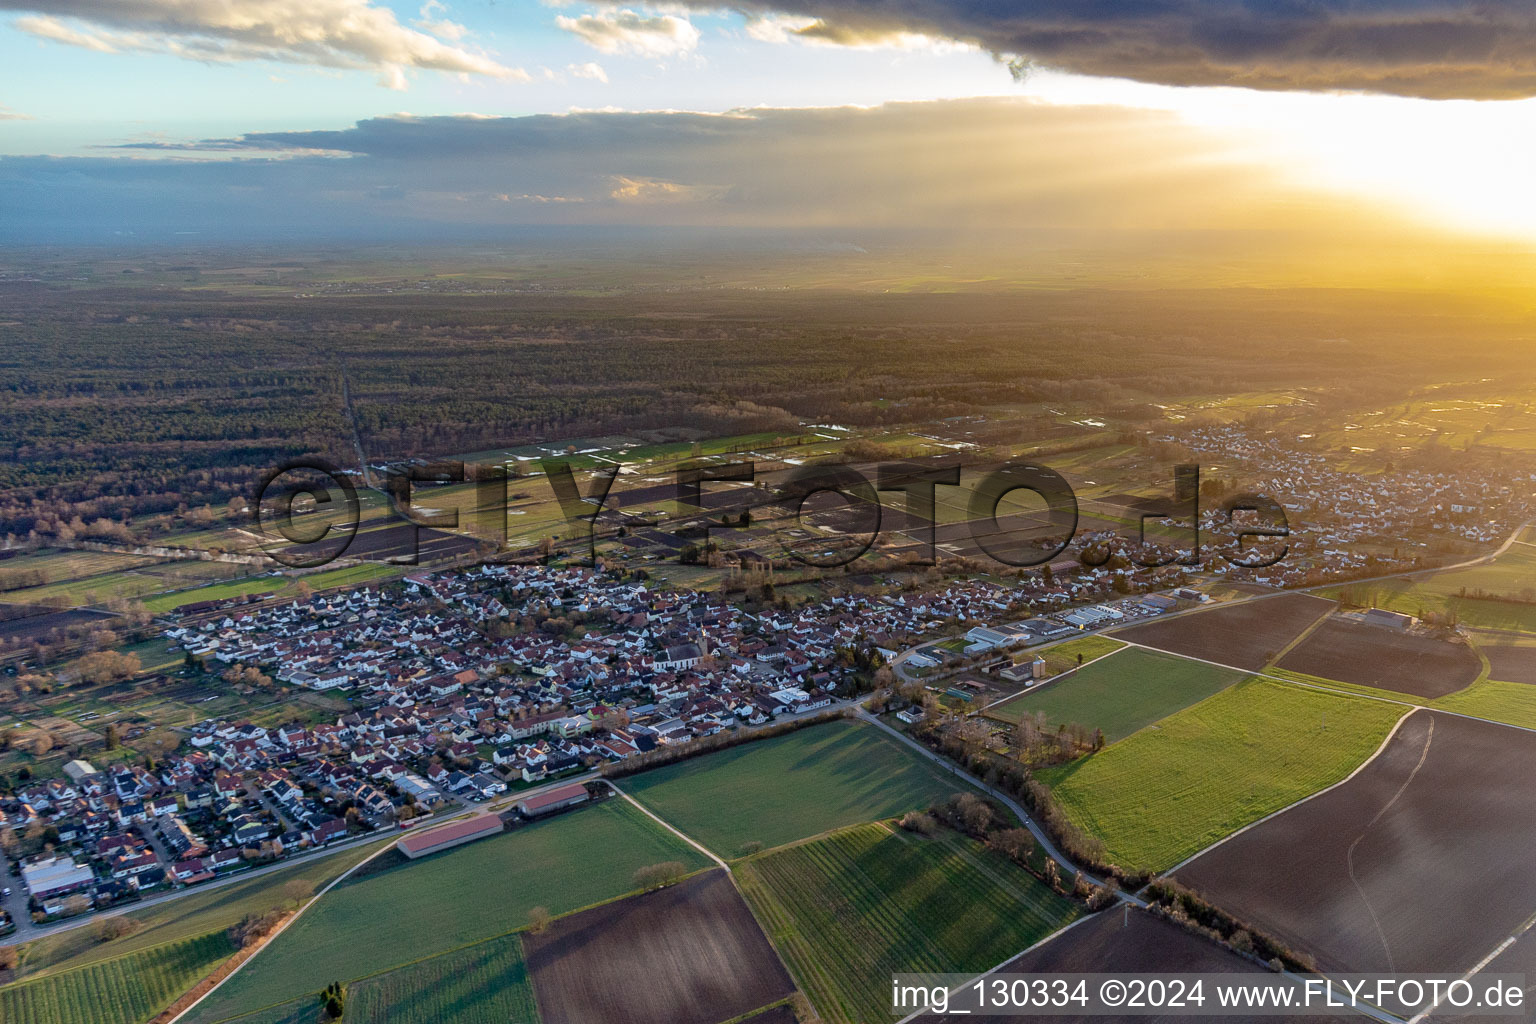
[1025,70,1536,243]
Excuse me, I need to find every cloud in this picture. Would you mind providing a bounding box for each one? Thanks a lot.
[567,60,609,82]
[708,0,1536,100]
[0,104,31,120]
[608,175,729,202]
[414,0,467,42]
[743,12,966,52]
[4,0,527,88]
[6,98,1381,243]
[556,8,700,57]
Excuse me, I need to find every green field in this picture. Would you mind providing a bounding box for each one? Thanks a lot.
[346,933,538,1024]
[197,1002,323,1024]
[185,798,708,1023]
[14,841,387,981]
[621,720,969,857]
[1039,678,1405,872]
[736,822,1078,1024]
[0,931,234,1024]
[141,575,287,614]
[1432,679,1536,730]
[1325,536,1536,632]
[1028,634,1126,677]
[987,648,1243,741]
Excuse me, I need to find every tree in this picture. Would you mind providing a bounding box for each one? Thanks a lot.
[283,879,314,909]
[897,811,937,836]
[95,916,141,942]
[989,827,1036,866]
[105,723,120,751]
[319,981,346,1021]
[631,860,687,891]
[0,946,17,971]
[62,893,91,917]
[950,793,995,836]
[528,905,551,933]
[72,650,140,686]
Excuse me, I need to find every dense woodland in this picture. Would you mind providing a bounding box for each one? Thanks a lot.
[1,268,1529,537]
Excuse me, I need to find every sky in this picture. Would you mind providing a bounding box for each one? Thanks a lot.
[5,0,1536,250]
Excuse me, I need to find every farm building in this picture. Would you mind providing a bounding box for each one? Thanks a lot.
[964,625,1012,652]
[1062,604,1123,629]
[395,813,503,860]
[1361,608,1414,631]
[22,854,94,899]
[999,657,1047,685]
[61,759,97,782]
[516,782,590,819]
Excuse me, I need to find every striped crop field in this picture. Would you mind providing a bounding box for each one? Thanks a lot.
[735,822,1078,1024]
[0,930,235,1024]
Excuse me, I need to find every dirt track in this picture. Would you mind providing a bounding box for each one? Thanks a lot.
[1112,592,1333,670]
[524,868,795,1024]
[1175,710,1536,977]
[1277,618,1480,697]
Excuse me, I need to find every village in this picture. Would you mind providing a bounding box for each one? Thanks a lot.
[0,556,1158,932]
[5,420,1536,941]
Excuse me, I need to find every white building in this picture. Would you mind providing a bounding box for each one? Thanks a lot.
[22,855,94,900]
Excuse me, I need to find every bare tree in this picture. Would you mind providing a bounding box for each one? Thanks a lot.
[528,906,551,933]
[282,879,314,909]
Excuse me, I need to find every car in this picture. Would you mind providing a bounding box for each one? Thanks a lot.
[2,887,12,899]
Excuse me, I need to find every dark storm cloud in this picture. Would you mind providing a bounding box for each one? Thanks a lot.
[723,0,1536,99]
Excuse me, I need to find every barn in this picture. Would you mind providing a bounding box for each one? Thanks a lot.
[395,813,503,860]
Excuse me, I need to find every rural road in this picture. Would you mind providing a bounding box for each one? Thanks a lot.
[854,709,1132,904]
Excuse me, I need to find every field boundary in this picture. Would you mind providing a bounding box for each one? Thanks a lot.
[1261,599,1336,669]
[605,780,729,869]
[166,833,400,1024]
[891,913,1098,1024]
[979,644,1130,716]
[1158,705,1421,878]
[1116,634,1536,741]
[1410,908,1536,1024]
[175,798,719,1024]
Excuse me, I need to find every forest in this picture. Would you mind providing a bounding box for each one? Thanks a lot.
[1,252,1530,538]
